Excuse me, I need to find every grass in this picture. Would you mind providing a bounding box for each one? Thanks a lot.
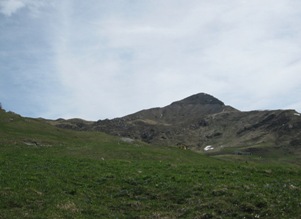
[1,109,301,218]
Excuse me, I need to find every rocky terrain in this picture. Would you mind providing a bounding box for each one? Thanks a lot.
[51,93,301,157]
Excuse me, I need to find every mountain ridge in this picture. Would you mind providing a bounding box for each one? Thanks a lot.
[170,93,225,106]
[50,93,301,160]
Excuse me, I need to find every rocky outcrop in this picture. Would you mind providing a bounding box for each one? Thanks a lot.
[50,93,301,154]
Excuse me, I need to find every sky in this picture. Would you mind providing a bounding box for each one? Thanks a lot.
[1,0,301,120]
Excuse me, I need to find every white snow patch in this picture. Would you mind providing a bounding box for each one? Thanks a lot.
[204,145,214,151]
[294,113,300,116]
[121,137,134,143]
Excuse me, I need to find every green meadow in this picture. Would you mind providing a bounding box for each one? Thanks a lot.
[0,110,300,218]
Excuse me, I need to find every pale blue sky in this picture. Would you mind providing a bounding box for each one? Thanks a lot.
[1,0,301,120]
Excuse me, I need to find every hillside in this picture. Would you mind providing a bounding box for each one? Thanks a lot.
[52,93,301,164]
[1,108,301,218]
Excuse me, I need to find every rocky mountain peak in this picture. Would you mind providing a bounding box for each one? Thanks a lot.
[171,93,224,106]
[51,92,301,161]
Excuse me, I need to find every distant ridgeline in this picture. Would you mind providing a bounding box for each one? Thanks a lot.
[51,93,301,159]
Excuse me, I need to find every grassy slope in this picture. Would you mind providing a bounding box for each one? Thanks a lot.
[0,110,301,218]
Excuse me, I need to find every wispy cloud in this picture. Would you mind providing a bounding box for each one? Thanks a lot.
[0,0,25,16]
[0,0,47,16]
[1,0,301,119]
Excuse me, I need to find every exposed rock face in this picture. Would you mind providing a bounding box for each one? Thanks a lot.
[170,93,224,105]
[89,93,237,146]
[52,93,301,155]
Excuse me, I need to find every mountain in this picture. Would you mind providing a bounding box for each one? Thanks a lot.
[52,93,301,159]
[1,105,301,218]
